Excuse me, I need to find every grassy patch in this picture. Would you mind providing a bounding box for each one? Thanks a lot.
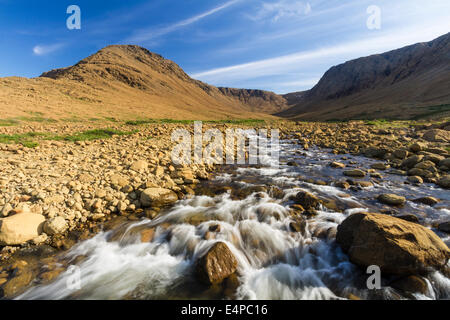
[0,132,48,148]
[61,129,137,142]
[126,118,266,126]
[0,129,137,147]
[15,116,58,123]
[0,119,19,127]
[411,104,450,120]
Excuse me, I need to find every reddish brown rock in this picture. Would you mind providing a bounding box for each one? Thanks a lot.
[336,212,450,275]
[196,242,238,285]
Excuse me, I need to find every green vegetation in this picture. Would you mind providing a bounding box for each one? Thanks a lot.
[411,104,450,120]
[365,119,390,126]
[0,129,137,148]
[0,132,49,148]
[0,119,19,127]
[58,129,138,142]
[125,118,266,126]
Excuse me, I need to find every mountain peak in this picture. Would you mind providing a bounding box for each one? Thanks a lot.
[40,44,191,88]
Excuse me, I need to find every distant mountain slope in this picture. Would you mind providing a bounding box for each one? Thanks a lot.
[0,45,279,122]
[278,32,450,120]
[218,87,289,113]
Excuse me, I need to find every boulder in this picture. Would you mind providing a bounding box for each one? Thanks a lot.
[43,216,68,235]
[422,129,450,143]
[140,188,178,207]
[0,213,45,245]
[390,275,429,295]
[294,191,321,210]
[437,175,450,189]
[438,221,450,234]
[330,161,345,168]
[343,169,366,177]
[401,155,424,168]
[336,212,450,275]
[413,197,439,206]
[407,176,423,184]
[410,142,427,153]
[377,194,406,206]
[196,242,238,285]
[130,160,148,172]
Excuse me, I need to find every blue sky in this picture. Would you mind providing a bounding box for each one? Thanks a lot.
[0,0,449,93]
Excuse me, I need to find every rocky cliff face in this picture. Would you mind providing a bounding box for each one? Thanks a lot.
[218,87,289,113]
[279,32,450,120]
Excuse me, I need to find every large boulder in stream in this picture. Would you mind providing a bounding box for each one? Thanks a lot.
[196,242,238,285]
[140,188,178,207]
[336,212,450,275]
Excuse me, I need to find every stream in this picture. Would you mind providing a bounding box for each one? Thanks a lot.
[17,138,450,300]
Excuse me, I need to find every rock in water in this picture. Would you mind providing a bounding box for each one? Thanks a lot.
[0,213,46,245]
[336,212,450,275]
[294,191,321,210]
[343,169,366,177]
[377,193,406,206]
[196,242,238,285]
[140,188,178,207]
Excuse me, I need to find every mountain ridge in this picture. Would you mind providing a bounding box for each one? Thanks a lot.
[278,32,450,120]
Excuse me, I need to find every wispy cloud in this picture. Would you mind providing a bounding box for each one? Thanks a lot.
[249,0,311,22]
[127,0,241,43]
[191,19,450,84]
[32,43,65,56]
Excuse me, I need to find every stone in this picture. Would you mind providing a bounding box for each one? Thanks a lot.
[130,160,148,172]
[294,191,321,210]
[330,162,346,168]
[438,221,450,234]
[140,228,155,242]
[439,158,450,170]
[377,194,406,206]
[437,175,450,189]
[343,169,366,177]
[393,149,408,159]
[409,142,427,153]
[336,212,450,275]
[196,242,238,285]
[422,129,450,143]
[370,163,390,170]
[407,176,423,184]
[140,188,178,207]
[391,275,429,295]
[413,197,439,206]
[0,213,45,245]
[401,155,424,168]
[110,174,129,187]
[43,216,68,235]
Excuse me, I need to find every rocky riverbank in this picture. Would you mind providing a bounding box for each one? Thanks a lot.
[0,119,449,299]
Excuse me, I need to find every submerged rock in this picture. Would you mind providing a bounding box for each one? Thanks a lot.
[377,193,406,206]
[196,242,238,285]
[336,212,450,275]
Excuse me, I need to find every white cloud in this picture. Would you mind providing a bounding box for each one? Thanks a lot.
[191,19,450,84]
[32,43,65,56]
[250,0,312,22]
[127,0,241,43]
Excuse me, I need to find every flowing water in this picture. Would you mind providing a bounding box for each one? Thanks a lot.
[17,138,450,300]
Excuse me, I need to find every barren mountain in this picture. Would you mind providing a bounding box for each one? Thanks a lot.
[279,32,450,121]
[0,45,279,122]
[218,87,289,113]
